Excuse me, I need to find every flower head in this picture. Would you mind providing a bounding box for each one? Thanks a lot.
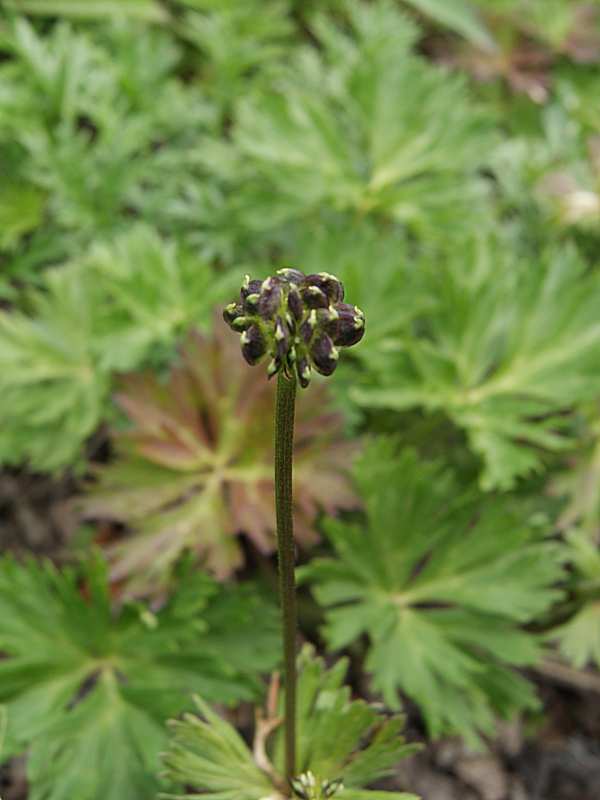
[223,270,365,387]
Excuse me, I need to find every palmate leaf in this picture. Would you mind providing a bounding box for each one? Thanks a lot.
[178,0,294,114]
[86,225,239,370]
[0,266,110,470]
[300,440,565,745]
[231,0,493,237]
[352,239,600,490]
[0,17,215,261]
[81,322,358,588]
[0,227,230,471]
[291,219,431,365]
[272,648,418,788]
[0,555,279,800]
[162,646,418,800]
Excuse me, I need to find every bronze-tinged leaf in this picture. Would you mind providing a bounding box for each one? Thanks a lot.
[80,318,360,592]
[443,38,552,104]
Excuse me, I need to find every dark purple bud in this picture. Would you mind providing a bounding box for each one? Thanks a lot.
[295,355,312,388]
[223,301,242,328]
[240,324,267,365]
[310,333,339,376]
[258,277,283,319]
[224,269,363,386]
[287,284,304,322]
[304,272,344,303]
[301,284,329,309]
[299,311,317,345]
[329,303,365,347]
[276,267,305,284]
[274,315,291,361]
[315,307,337,327]
[240,276,262,300]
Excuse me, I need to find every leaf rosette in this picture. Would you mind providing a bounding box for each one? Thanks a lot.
[81,321,358,588]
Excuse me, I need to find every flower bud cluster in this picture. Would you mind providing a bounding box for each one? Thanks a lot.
[223,269,365,387]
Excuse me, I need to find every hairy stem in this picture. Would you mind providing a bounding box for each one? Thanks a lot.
[274,373,297,782]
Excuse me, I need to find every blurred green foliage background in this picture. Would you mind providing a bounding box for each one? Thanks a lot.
[2,1,600,798]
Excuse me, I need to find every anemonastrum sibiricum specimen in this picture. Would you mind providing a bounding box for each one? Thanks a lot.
[223,269,365,387]
[224,269,365,788]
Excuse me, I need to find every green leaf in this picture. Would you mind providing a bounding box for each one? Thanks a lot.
[27,673,165,800]
[401,0,495,50]
[0,266,110,470]
[0,17,215,262]
[300,441,565,744]
[177,1,293,113]
[0,556,279,800]
[548,528,600,670]
[231,0,492,237]
[292,219,431,365]
[0,179,45,250]
[0,227,231,471]
[87,225,239,369]
[2,0,169,21]
[275,647,419,787]
[162,646,418,799]
[162,696,276,800]
[352,241,600,490]
[552,603,600,670]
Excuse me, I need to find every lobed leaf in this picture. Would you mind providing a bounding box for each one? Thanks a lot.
[231,0,493,237]
[352,241,600,489]
[0,555,279,800]
[162,646,418,799]
[0,227,232,471]
[300,440,565,743]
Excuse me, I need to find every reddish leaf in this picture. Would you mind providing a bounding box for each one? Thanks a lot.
[80,319,359,591]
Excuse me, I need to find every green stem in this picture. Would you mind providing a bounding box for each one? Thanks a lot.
[274,373,297,783]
